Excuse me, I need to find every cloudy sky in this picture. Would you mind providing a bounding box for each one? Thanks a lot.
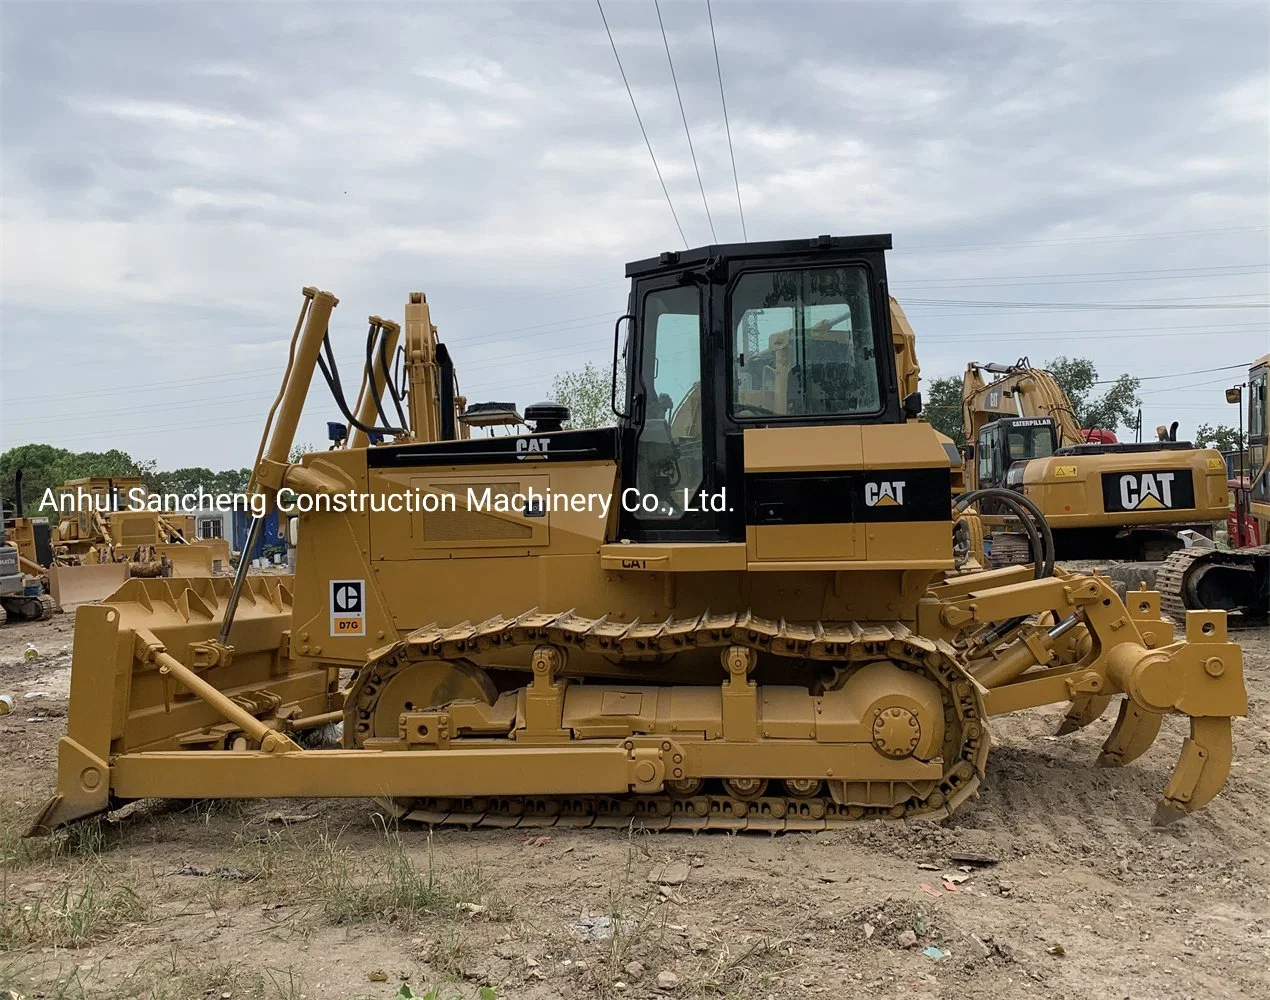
[2,0,1267,471]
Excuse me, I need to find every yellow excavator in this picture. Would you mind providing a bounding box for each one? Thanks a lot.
[961,360,1229,564]
[31,235,1247,837]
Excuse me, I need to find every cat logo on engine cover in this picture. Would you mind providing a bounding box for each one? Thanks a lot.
[330,579,365,636]
[864,481,906,507]
[1102,470,1194,513]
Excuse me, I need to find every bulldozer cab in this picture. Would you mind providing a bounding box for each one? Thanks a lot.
[618,234,903,541]
[973,416,1058,490]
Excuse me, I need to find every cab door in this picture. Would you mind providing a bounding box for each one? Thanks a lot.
[618,275,727,541]
[977,425,1005,489]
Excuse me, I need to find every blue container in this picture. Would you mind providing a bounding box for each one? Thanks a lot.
[231,510,281,559]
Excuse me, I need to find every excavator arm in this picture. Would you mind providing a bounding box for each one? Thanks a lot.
[963,360,1087,447]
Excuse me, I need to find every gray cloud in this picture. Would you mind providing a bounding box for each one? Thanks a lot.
[2,0,1266,468]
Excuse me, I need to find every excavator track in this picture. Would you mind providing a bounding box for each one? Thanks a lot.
[1157,545,1270,627]
[348,610,990,830]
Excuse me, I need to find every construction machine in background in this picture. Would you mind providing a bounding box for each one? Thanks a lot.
[43,477,231,608]
[1,472,58,624]
[961,360,1228,564]
[1155,355,1269,625]
[0,531,53,625]
[31,237,1247,839]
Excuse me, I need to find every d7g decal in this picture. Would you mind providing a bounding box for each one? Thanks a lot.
[330,579,366,636]
[1101,470,1195,513]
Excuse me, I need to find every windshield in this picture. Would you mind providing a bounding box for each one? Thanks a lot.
[730,266,880,418]
[1005,424,1056,462]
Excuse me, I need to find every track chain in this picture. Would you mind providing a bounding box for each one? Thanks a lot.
[1156,547,1206,624]
[1156,544,1270,626]
[353,609,990,829]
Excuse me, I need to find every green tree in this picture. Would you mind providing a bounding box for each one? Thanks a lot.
[923,376,965,445]
[0,443,74,511]
[210,468,251,494]
[550,362,614,430]
[1045,356,1141,433]
[2,443,253,512]
[148,467,217,495]
[0,443,155,513]
[1193,423,1245,453]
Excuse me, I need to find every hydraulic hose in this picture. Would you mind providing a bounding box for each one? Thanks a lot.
[378,326,408,428]
[317,331,407,438]
[954,486,1056,647]
[954,488,1054,580]
[364,321,408,435]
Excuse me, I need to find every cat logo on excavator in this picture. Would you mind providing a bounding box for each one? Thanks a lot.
[865,481,906,507]
[1120,472,1176,510]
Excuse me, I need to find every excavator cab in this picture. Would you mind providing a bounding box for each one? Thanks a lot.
[617,234,904,541]
[972,416,1058,490]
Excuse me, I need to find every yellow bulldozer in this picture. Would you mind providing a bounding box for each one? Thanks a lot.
[31,235,1248,837]
[960,360,1229,564]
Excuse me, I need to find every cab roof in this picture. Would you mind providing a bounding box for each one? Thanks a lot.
[625,233,893,278]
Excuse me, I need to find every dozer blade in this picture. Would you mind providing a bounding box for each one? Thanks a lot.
[156,543,215,577]
[1097,700,1163,766]
[30,574,331,834]
[48,563,130,609]
[1056,692,1112,736]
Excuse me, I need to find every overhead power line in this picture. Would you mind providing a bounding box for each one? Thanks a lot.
[901,294,1268,312]
[596,0,688,247]
[706,0,745,242]
[1094,363,1247,384]
[1139,374,1245,397]
[654,0,716,243]
[899,225,1270,254]
[894,263,1268,289]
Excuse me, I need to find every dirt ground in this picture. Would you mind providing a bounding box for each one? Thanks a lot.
[2,611,1268,1000]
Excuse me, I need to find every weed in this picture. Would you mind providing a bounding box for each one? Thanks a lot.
[263,965,307,1000]
[395,982,486,1000]
[182,798,246,824]
[278,820,509,930]
[1,815,107,871]
[0,956,86,1000]
[305,824,444,926]
[1,862,145,949]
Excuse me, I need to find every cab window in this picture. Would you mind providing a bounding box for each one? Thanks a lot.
[1006,424,1056,462]
[977,427,1000,484]
[731,266,880,418]
[633,285,703,520]
[1250,371,1266,440]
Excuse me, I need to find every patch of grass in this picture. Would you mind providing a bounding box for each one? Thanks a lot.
[0,861,146,949]
[249,818,510,931]
[181,797,246,824]
[0,956,87,1000]
[104,949,309,1000]
[389,983,495,1000]
[306,822,445,926]
[1,813,108,871]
